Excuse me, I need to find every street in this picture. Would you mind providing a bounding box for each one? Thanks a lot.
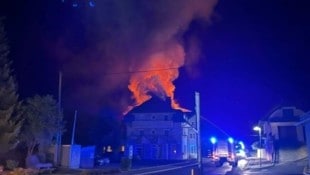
[118,158,307,175]
[243,158,307,175]
[202,158,246,175]
[203,158,306,175]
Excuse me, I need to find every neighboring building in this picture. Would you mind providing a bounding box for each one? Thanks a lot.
[297,111,310,167]
[259,106,306,162]
[124,97,197,160]
[261,106,305,145]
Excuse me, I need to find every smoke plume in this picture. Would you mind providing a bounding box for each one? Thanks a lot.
[51,0,218,116]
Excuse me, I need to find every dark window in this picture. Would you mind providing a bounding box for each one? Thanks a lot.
[152,116,156,120]
[139,130,144,135]
[164,130,169,135]
[278,126,297,143]
[164,115,168,120]
[152,130,156,134]
[283,109,294,119]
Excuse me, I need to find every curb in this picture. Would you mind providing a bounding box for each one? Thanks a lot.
[243,158,274,170]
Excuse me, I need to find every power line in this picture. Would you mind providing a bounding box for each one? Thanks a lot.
[200,116,231,137]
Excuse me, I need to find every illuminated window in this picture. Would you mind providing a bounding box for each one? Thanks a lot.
[120,145,125,152]
[171,144,177,154]
[107,146,113,152]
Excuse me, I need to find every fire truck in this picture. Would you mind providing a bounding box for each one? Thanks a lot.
[210,137,238,167]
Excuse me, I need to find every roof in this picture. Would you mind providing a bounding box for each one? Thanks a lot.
[267,106,304,122]
[297,111,310,125]
[124,96,194,122]
[129,96,177,113]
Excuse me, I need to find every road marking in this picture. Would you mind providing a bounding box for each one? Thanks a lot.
[133,163,199,175]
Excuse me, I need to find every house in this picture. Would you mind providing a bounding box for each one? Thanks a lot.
[297,111,310,168]
[260,106,305,145]
[259,106,306,162]
[124,97,198,160]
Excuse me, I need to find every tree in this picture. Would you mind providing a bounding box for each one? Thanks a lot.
[0,17,23,154]
[20,95,63,159]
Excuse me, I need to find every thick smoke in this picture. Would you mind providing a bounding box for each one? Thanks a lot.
[52,0,218,116]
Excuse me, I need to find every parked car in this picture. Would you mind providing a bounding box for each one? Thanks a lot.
[234,141,247,160]
[97,157,110,166]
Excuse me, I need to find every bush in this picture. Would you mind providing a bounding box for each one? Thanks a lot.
[6,160,19,170]
[120,157,132,171]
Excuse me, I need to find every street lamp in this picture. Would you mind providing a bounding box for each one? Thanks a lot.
[253,126,262,167]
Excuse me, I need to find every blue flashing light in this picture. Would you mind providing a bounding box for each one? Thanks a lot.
[238,141,245,149]
[228,137,234,144]
[210,137,217,144]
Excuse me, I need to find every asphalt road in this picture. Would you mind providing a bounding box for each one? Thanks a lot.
[202,159,247,175]
[243,158,307,175]
[121,161,199,175]
[121,158,307,175]
[54,157,306,175]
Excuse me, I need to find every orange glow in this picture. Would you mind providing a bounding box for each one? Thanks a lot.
[125,43,190,114]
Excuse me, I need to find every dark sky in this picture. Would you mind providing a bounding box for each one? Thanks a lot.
[190,0,310,142]
[1,0,310,145]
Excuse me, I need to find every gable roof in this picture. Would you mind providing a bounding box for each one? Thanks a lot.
[129,96,176,113]
[124,96,194,122]
[268,106,304,122]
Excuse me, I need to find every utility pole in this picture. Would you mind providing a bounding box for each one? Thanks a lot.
[55,71,62,166]
[195,92,202,172]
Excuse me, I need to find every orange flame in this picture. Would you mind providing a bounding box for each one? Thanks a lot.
[125,43,190,114]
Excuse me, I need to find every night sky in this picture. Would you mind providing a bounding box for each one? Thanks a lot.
[1,0,310,145]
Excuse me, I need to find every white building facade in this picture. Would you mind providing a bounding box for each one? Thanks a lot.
[124,99,198,160]
[261,106,305,144]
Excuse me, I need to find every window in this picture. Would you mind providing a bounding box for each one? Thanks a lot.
[152,115,156,120]
[164,130,169,136]
[283,108,294,119]
[139,130,144,135]
[135,145,143,158]
[152,130,156,135]
[164,115,168,120]
[190,145,196,153]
